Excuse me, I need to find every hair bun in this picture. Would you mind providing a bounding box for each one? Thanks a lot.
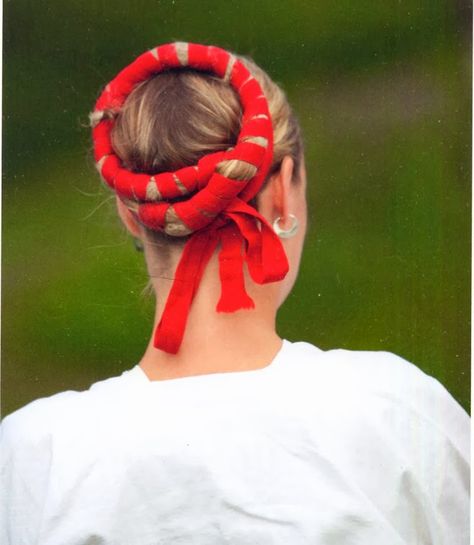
[91,42,274,237]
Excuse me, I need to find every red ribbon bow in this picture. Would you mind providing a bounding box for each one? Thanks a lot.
[153,198,289,353]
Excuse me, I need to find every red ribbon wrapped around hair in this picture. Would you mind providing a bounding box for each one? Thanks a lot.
[91,42,289,354]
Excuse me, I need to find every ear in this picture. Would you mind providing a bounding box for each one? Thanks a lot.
[257,155,295,226]
[115,195,143,238]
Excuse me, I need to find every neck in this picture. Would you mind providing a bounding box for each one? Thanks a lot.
[138,251,282,381]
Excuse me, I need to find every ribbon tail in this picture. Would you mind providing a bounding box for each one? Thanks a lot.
[258,216,290,282]
[153,229,219,354]
[216,223,255,312]
[225,199,289,284]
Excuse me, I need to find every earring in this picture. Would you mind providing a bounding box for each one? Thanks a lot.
[133,237,144,252]
[272,214,299,239]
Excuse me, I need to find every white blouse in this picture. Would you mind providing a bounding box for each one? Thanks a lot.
[0,339,470,544]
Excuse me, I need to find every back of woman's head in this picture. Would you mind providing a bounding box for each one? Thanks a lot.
[91,43,305,354]
[108,53,304,248]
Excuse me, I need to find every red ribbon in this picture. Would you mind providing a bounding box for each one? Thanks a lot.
[91,42,290,354]
[153,198,289,354]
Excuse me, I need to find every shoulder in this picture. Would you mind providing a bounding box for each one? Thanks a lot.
[1,368,138,453]
[288,339,426,381]
[287,339,459,400]
[287,341,470,540]
[285,340,470,455]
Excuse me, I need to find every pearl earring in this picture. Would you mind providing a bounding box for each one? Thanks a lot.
[272,214,299,239]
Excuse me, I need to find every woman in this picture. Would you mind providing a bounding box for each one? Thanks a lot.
[1,42,469,544]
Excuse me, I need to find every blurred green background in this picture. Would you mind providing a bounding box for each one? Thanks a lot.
[2,1,471,415]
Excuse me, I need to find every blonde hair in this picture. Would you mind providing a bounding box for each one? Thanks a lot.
[105,52,304,251]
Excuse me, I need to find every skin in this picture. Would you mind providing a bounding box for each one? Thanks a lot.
[116,155,308,381]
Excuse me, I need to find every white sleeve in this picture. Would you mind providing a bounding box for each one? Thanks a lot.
[329,348,470,544]
[0,407,54,545]
[416,372,469,544]
[384,352,470,545]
